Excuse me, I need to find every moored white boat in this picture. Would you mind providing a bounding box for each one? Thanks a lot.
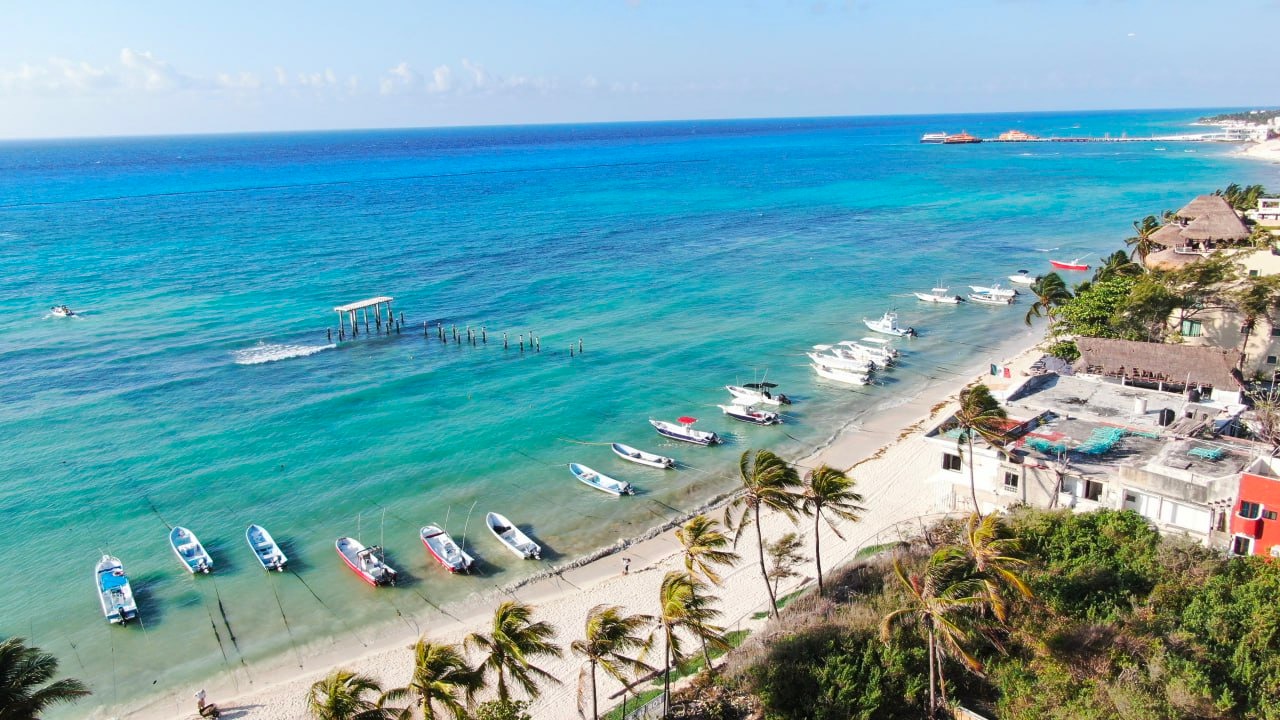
[807,349,875,373]
[246,524,288,572]
[717,403,781,426]
[967,291,1015,306]
[1008,270,1038,286]
[95,555,138,625]
[811,362,872,386]
[569,462,634,496]
[914,287,964,304]
[838,339,897,365]
[336,537,397,586]
[649,417,720,446]
[969,283,1017,298]
[863,311,917,338]
[420,524,475,573]
[611,442,675,469]
[51,305,75,317]
[486,512,541,560]
[170,526,213,574]
[725,383,791,406]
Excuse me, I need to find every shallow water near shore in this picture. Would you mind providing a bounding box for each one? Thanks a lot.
[0,110,1276,716]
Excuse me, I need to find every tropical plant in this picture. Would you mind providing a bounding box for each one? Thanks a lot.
[656,572,729,716]
[724,449,801,617]
[1053,274,1138,339]
[0,637,90,720]
[1091,251,1142,283]
[466,601,563,703]
[570,605,654,720]
[765,532,807,596]
[880,551,990,718]
[673,514,738,669]
[1023,272,1074,327]
[1216,183,1269,211]
[800,465,864,596]
[953,384,1008,519]
[1232,274,1280,370]
[472,699,532,720]
[954,513,1033,621]
[1125,215,1162,262]
[306,669,392,720]
[383,640,482,720]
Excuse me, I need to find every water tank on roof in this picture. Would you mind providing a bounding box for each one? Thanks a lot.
[1158,408,1175,426]
[1134,397,1148,415]
[1187,388,1202,403]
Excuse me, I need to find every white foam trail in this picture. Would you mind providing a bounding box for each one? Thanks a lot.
[233,342,335,365]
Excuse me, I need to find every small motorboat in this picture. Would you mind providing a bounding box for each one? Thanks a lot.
[1008,270,1039,286]
[570,462,635,496]
[863,311,917,338]
[838,339,897,366]
[170,526,213,574]
[650,417,720,446]
[811,362,872,386]
[245,524,288,572]
[913,287,964,304]
[726,382,791,406]
[809,347,875,373]
[95,555,138,625]
[969,283,1018,298]
[50,305,76,317]
[1050,258,1090,271]
[611,442,675,469]
[336,537,398,586]
[718,403,782,426]
[967,291,1015,306]
[420,524,475,573]
[486,512,541,560]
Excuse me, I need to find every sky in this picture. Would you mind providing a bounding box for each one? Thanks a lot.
[0,0,1275,139]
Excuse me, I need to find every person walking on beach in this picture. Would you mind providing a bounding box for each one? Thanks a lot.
[622,557,631,575]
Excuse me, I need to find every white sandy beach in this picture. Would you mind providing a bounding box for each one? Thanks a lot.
[121,328,1043,720]
[1240,138,1280,163]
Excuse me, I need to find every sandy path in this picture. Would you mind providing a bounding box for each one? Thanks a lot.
[120,329,1042,720]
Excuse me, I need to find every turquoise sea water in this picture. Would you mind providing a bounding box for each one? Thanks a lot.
[1,109,1276,716]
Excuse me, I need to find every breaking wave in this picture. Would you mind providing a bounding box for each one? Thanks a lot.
[233,342,334,365]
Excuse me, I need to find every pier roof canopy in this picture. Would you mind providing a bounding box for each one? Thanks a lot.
[334,296,394,313]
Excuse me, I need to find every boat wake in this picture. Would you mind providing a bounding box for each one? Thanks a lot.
[1034,247,1059,252]
[233,342,335,365]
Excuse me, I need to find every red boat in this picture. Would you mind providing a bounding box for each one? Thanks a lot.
[1050,258,1090,271]
[336,537,398,587]
[942,131,982,144]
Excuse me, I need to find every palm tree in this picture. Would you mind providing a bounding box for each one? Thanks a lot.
[656,572,728,716]
[1125,214,1162,262]
[724,449,801,618]
[466,601,563,703]
[0,637,90,720]
[383,640,483,720]
[954,384,1008,520]
[1023,272,1074,327]
[674,514,738,668]
[570,605,655,720]
[879,552,989,718]
[800,465,864,596]
[306,669,391,720]
[1090,250,1143,283]
[956,513,1033,621]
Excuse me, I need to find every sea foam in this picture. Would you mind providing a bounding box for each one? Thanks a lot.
[233,342,334,365]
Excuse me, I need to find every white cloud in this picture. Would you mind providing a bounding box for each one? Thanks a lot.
[581,74,599,90]
[119,48,186,92]
[428,65,452,93]
[274,66,289,86]
[461,59,491,90]
[216,71,261,90]
[380,61,420,95]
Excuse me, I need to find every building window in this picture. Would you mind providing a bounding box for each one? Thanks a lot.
[1085,480,1103,502]
[1232,535,1254,556]
[1181,319,1202,337]
[1266,510,1278,521]
[1272,327,1280,338]
[1250,269,1260,277]
[1269,356,1278,365]
[1003,471,1019,490]
[1240,501,1262,519]
[942,453,962,472]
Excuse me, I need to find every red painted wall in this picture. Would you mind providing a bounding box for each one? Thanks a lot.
[1231,472,1280,556]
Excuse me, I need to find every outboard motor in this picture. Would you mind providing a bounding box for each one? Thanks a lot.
[777,394,792,405]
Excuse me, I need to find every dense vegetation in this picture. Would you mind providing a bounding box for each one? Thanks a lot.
[712,508,1280,720]
[1198,109,1280,126]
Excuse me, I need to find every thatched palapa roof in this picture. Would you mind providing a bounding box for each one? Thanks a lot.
[1148,223,1185,249]
[1175,195,1250,242]
[1074,337,1242,390]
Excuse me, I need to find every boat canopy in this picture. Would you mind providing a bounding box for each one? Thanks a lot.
[744,382,777,389]
[677,416,697,424]
[100,572,128,590]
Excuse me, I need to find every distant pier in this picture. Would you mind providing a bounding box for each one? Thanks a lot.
[334,296,394,339]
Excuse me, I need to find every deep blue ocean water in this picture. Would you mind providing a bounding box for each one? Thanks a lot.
[1,109,1275,716]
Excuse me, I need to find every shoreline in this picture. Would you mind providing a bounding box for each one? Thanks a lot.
[1236,138,1280,163]
[119,326,1045,720]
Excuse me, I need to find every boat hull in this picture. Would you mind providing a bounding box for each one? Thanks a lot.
[420,525,474,573]
[170,526,213,574]
[246,524,288,572]
[718,405,781,425]
[611,442,674,469]
[570,463,633,495]
[336,538,396,587]
[486,512,541,560]
[649,419,719,446]
[1050,260,1090,271]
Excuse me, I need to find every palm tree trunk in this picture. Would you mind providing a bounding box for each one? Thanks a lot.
[663,633,672,717]
[968,434,984,519]
[497,666,508,704]
[591,660,599,720]
[934,636,949,711]
[1239,319,1255,372]
[927,627,937,718]
[755,504,779,617]
[814,509,825,596]
[692,585,713,674]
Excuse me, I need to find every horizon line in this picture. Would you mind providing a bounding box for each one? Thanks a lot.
[0,103,1265,145]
